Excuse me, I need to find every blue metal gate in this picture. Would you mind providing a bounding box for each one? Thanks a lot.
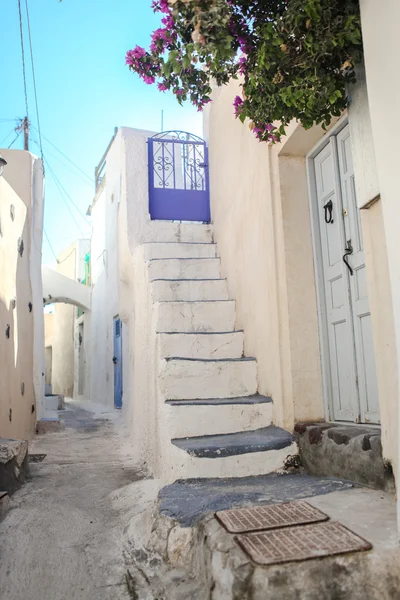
[113,316,123,409]
[148,131,210,222]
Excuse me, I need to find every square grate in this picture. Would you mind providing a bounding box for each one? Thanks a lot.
[235,521,372,566]
[215,501,329,534]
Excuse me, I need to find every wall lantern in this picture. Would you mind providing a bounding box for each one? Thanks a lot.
[0,155,7,177]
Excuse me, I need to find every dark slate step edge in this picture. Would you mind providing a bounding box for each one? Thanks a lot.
[157,330,244,336]
[151,278,227,282]
[164,356,256,363]
[156,299,234,304]
[172,426,294,458]
[166,395,273,406]
[149,257,220,262]
[143,242,216,246]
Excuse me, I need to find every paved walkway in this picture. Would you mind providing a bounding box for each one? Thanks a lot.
[0,402,144,600]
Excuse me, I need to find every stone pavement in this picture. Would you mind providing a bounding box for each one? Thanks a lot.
[0,401,146,600]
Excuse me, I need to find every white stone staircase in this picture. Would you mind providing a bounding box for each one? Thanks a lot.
[143,225,296,482]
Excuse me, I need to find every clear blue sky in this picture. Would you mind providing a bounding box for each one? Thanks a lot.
[0,0,203,265]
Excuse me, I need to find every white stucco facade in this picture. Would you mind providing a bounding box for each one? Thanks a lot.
[0,149,45,437]
[359,0,400,516]
[43,239,90,399]
[203,49,399,491]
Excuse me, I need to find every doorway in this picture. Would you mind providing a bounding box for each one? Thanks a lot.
[309,122,380,424]
[113,316,123,409]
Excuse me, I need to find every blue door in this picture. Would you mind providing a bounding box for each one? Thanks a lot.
[113,317,123,409]
[148,131,210,222]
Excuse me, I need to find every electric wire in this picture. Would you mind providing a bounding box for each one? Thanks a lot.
[43,229,59,263]
[17,0,29,118]
[30,131,91,228]
[0,127,17,146]
[8,131,22,148]
[24,0,44,173]
[30,125,93,184]
[45,159,91,226]
[45,161,87,237]
[30,131,93,188]
[57,247,76,265]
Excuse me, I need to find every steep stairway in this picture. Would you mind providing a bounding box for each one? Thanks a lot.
[144,227,295,481]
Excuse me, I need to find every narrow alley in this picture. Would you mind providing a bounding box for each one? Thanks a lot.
[0,402,146,600]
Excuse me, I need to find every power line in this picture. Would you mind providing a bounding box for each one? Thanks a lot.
[0,127,17,146]
[29,131,92,188]
[45,159,91,226]
[30,125,93,184]
[57,247,76,265]
[43,228,58,263]
[24,0,44,171]
[17,0,29,118]
[45,161,87,237]
[8,131,22,149]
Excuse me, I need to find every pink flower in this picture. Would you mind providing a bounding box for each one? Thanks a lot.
[143,75,156,85]
[151,0,170,14]
[157,82,168,92]
[175,89,185,96]
[162,14,175,29]
[233,95,244,116]
[238,55,247,75]
[125,45,146,65]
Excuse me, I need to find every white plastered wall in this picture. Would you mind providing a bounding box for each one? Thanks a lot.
[204,81,324,431]
[48,239,90,398]
[0,149,45,435]
[359,0,400,498]
[204,75,397,483]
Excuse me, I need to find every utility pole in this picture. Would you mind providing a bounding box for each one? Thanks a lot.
[23,116,29,151]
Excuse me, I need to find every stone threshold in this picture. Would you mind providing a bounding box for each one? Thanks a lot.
[124,474,399,600]
[294,422,394,491]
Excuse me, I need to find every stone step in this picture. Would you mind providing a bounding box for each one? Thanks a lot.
[148,258,220,281]
[151,278,229,302]
[159,357,258,400]
[158,331,244,359]
[161,426,296,480]
[165,394,273,405]
[155,300,236,333]
[0,491,10,520]
[172,426,294,458]
[0,438,29,495]
[144,242,217,260]
[44,394,65,411]
[163,397,273,438]
[158,222,213,244]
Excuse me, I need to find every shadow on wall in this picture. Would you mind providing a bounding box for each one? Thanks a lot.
[0,188,36,440]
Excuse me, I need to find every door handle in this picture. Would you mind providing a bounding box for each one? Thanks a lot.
[323,199,334,224]
[342,240,354,276]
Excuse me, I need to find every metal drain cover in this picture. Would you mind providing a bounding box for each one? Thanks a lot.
[235,521,372,566]
[28,453,47,463]
[215,501,329,533]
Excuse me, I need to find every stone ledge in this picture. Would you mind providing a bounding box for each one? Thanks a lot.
[0,438,29,495]
[294,422,392,491]
[0,491,11,519]
[44,394,65,411]
[36,418,65,434]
